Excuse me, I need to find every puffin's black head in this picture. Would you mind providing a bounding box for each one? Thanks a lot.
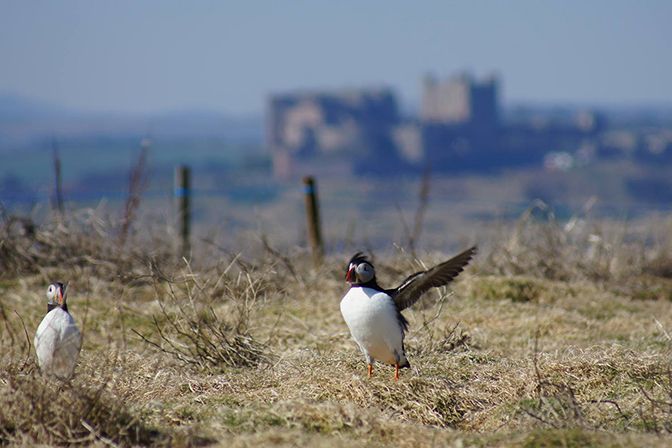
[345,252,376,285]
[46,282,68,311]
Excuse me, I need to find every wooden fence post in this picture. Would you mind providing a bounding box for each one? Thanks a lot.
[303,176,323,263]
[174,165,191,259]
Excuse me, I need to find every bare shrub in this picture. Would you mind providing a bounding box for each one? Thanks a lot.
[409,321,472,356]
[404,289,473,356]
[631,368,672,433]
[519,332,672,435]
[397,167,431,256]
[133,262,272,371]
[521,369,586,429]
[520,332,586,429]
[119,139,150,246]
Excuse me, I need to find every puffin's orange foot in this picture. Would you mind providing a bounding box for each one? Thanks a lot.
[394,363,400,381]
[368,363,373,378]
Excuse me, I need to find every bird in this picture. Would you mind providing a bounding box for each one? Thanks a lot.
[34,282,82,380]
[340,246,476,381]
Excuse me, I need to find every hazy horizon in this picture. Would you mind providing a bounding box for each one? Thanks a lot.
[2,1,671,115]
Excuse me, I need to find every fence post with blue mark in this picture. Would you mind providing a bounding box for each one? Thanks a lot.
[303,176,323,264]
[174,165,191,259]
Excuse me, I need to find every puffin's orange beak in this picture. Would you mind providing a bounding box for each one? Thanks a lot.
[346,266,355,283]
[58,288,64,306]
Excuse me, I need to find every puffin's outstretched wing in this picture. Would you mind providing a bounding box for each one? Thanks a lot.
[389,246,476,311]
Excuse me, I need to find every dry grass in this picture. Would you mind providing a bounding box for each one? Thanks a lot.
[2,207,672,446]
[0,359,166,446]
[132,264,272,371]
[0,207,175,282]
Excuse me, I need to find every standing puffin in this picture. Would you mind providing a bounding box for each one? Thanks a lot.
[34,282,82,380]
[340,247,476,380]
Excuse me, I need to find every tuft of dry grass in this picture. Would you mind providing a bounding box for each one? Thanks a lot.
[481,201,672,285]
[0,361,166,446]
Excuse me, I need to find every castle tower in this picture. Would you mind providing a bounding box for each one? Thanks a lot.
[421,72,499,130]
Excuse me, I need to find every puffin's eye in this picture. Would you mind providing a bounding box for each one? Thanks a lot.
[357,263,373,275]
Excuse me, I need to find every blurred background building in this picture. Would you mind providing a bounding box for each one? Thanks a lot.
[267,72,613,178]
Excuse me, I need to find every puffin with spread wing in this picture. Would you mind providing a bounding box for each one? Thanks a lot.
[340,247,476,380]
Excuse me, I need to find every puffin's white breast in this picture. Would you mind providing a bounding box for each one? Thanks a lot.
[34,308,82,379]
[340,287,404,365]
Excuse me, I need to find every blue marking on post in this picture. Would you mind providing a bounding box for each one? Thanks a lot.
[174,187,189,198]
[304,184,314,195]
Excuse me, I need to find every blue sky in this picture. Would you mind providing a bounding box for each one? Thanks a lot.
[1,1,670,114]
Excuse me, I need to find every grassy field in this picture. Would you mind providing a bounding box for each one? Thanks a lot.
[2,208,672,447]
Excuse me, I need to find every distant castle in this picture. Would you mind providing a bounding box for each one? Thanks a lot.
[267,73,603,178]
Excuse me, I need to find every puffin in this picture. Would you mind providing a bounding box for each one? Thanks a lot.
[340,246,476,380]
[34,282,82,380]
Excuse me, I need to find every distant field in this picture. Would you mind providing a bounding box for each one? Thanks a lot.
[2,207,672,446]
[3,138,672,259]
[1,137,262,191]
